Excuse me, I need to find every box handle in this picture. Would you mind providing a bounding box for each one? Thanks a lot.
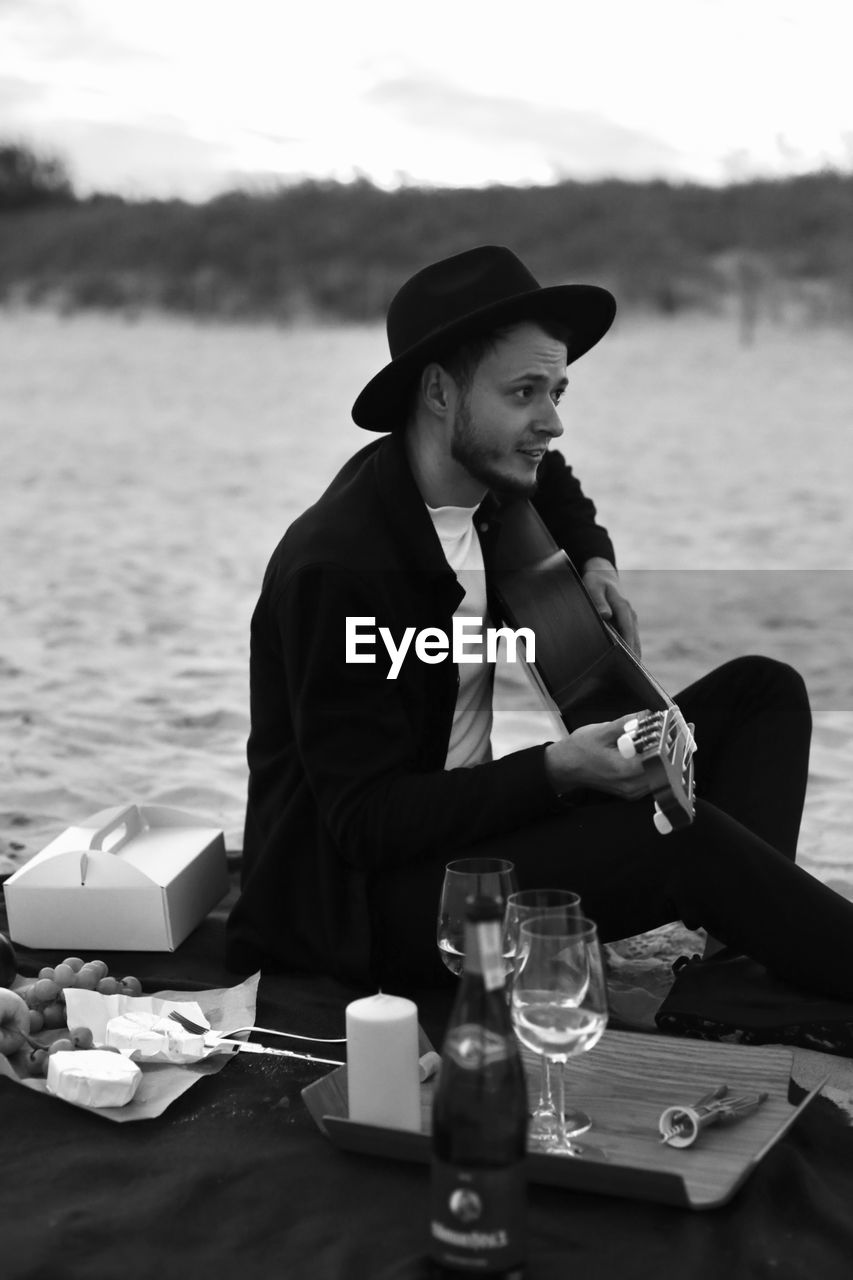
[87,804,144,855]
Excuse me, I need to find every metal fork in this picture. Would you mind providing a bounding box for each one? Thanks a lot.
[168,1008,345,1043]
[167,1009,345,1066]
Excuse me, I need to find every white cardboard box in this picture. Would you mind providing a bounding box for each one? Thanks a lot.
[3,803,230,951]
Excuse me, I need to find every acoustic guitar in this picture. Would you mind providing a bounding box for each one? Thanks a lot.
[490,500,696,834]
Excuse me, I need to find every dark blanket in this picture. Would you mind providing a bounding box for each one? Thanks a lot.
[3,872,853,1280]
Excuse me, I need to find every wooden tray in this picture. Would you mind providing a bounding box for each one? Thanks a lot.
[302,1029,826,1209]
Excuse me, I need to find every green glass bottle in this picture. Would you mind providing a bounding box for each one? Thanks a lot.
[429,895,528,1278]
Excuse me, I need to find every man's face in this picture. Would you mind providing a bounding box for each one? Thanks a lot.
[449,322,568,497]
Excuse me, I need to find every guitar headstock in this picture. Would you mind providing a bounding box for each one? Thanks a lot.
[617,708,696,834]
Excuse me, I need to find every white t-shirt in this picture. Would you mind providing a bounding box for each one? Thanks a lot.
[426,503,494,769]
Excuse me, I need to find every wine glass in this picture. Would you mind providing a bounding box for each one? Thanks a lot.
[503,889,585,1145]
[436,858,518,976]
[510,915,608,1157]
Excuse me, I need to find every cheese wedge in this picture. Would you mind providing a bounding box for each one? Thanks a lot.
[105,1011,207,1062]
[47,1050,142,1108]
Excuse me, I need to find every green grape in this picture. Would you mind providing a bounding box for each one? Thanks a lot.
[48,1037,74,1055]
[32,978,61,1005]
[53,963,78,988]
[28,1009,45,1034]
[121,976,143,996]
[41,1001,66,1030]
[96,977,121,996]
[63,958,84,973]
[75,965,100,991]
[28,1047,49,1077]
[37,966,56,981]
[68,1027,94,1050]
[88,960,109,981]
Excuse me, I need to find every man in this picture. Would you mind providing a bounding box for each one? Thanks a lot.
[227,245,853,1001]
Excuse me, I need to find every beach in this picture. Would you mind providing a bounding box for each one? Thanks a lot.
[2,306,853,907]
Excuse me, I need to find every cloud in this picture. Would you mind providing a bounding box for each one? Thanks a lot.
[0,72,50,116]
[0,0,167,68]
[17,116,231,198]
[242,127,303,148]
[365,76,686,181]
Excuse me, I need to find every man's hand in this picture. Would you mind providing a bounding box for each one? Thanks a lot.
[582,558,641,656]
[0,987,30,1057]
[544,714,651,800]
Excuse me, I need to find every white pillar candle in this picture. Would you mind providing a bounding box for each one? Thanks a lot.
[346,992,421,1132]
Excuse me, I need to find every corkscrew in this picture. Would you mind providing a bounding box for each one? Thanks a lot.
[658,1083,769,1147]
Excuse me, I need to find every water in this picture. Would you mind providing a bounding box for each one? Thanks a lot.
[437,938,465,978]
[437,937,516,979]
[2,307,853,901]
[512,1004,607,1058]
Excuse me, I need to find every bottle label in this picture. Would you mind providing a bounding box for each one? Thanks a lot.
[430,1160,526,1274]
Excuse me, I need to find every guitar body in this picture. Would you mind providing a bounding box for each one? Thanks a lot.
[490,499,695,830]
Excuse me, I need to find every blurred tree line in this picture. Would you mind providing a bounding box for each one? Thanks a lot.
[0,142,851,325]
[0,142,74,210]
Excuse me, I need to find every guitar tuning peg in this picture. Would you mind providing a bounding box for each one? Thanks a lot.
[617,732,637,760]
[653,803,673,836]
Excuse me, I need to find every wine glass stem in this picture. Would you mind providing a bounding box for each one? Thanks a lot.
[554,1060,569,1149]
[538,1056,553,1114]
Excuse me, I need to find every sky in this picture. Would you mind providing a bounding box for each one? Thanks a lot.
[2,0,853,200]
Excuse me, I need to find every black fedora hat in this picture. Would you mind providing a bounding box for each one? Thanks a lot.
[351,245,616,432]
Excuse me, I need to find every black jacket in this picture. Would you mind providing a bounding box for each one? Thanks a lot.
[226,431,615,984]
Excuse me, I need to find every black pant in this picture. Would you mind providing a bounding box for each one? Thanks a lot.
[374,656,853,999]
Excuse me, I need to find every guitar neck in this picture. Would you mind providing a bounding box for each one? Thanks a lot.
[489,498,693,749]
[488,497,696,831]
[601,616,696,754]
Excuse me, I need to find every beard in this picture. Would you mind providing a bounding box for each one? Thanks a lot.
[449,396,539,499]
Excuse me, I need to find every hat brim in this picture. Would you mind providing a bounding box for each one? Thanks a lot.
[351,283,616,432]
